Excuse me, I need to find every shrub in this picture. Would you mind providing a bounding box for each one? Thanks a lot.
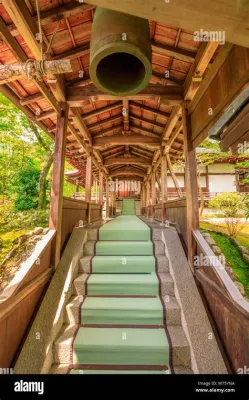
[209,192,247,238]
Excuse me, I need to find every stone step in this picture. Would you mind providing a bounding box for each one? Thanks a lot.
[65,295,181,326]
[54,324,190,367]
[83,240,165,256]
[73,272,174,297]
[50,363,193,374]
[80,254,169,274]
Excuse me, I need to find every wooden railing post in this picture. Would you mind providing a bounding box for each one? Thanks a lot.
[49,103,69,268]
[146,181,150,218]
[85,155,92,224]
[106,178,110,218]
[151,171,156,219]
[182,104,199,266]
[99,171,103,205]
[161,152,168,224]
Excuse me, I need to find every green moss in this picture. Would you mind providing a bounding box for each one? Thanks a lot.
[0,229,31,263]
[201,228,249,298]
[200,221,249,250]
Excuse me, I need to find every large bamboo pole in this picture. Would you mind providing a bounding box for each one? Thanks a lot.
[0,60,72,84]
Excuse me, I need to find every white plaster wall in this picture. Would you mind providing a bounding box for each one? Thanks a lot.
[209,175,236,192]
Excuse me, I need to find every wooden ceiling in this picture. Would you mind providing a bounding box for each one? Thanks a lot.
[0,0,224,185]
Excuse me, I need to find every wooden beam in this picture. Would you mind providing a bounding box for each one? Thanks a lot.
[4,0,66,102]
[82,102,122,120]
[184,42,219,101]
[190,45,249,147]
[92,125,123,138]
[131,126,161,138]
[7,3,94,36]
[52,44,90,61]
[88,115,122,130]
[104,156,151,166]
[166,153,183,197]
[20,92,44,106]
[130,114,164,130]
[67,85,183,105]
[67,122,90,156]
[93,134,161,149]
[130,101,170,119]
[162,106,181,141]
[0,15,61,113]
[85,0,249,48]
[182,104,199,267]
[93,149,103,165]
[110,168,146,178]
[152,40,196,63]
[123,99,130,132]
[188,43,234,114]
[70,108,92,146]
[49,103,69,267]
[163,122,183,154]
[36,110,56,121]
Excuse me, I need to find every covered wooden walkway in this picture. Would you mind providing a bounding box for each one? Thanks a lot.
[0,0,249,375]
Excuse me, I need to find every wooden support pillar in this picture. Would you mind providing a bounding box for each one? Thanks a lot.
[161,152,168,223]
[182,104,200,268]
[141,184,146,210]
[166,153,183,198]
[151,171,156,219]
[106,179,110,218]
[146,181,150,217]
[85,155,92,223]
[99,171,104,205]
[49,103,69,268]
[111,188,116,216]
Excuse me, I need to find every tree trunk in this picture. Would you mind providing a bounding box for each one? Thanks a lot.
[38,152,53,209]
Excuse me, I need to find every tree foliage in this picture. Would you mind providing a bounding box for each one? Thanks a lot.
[0,93,53,215]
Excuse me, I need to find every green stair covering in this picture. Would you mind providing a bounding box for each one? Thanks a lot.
[98,215,150,240]
[81,297,163,325]
[122,199,135,215]
[70,200,172,374]
[91,255,156,273]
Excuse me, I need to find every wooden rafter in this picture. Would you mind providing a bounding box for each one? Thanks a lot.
[104,156,151,166]
[93,134,161,149]
[184,42,219,101]
[4,0,66,102]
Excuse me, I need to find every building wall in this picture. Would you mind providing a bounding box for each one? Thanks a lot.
[170,163,237,192]
[209,175,236,193]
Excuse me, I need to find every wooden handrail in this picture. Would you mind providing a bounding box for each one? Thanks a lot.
[195,270,249,317]
[193,229,249,312]
[0,229,55,302]
[0,268,52,321]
